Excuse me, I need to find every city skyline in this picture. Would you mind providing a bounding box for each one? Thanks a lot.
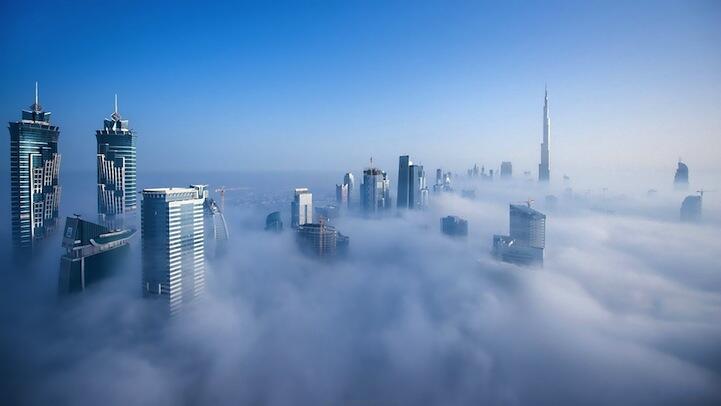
[1,1,720,179]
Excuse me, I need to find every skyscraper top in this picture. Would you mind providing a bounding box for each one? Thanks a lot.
[30,81,42,113]
[101,94,130,133]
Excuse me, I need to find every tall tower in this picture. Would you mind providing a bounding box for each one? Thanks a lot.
[397,155,410,208]
[141,187,205,316]
[97,95,137,218]
[538,86,551,182]
[291,188,313,228]
[8,83,61,250]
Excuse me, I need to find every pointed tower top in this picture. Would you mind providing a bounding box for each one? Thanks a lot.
[30,81,43,112]
[111,93,121,120]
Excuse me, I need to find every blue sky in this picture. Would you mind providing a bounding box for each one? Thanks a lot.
[1,0,720,179]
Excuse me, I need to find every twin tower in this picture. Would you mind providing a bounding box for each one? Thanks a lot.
[8,85,136,251]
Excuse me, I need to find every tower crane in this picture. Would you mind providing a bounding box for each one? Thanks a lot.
[213,186,247,212]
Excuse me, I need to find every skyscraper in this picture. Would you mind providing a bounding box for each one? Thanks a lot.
[493,204,546,266]
[397,155,427,209]
[291,188,313,228]
[441,216,468,237]
[97,95,137,217]
[674,160,689,189]
[59,216,135,294]
[500,161,512,179]
[343,172,354,208]
[265,211,283,232]
[296,221,349,257]
[397,155,411,208]
[680,194,702,222]
[336,183,349,208]
[361,166,391,214]
[141,187,205,316]
[538,87,551,182]
[8,83,61,250]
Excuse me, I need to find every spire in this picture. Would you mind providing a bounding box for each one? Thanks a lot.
[111,93,121,120]
[30,81,43,112]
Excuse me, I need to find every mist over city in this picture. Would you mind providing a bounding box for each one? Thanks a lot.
[1,1,720,405]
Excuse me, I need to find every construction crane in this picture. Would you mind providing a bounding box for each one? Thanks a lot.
[213,186,247,212]
[697,189,715,198]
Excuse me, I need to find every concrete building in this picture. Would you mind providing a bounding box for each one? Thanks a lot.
[291,188,313,228]
[141,187,205,316]
[8,83,61,250]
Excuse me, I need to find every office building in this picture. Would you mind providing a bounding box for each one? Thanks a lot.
[59,216,135,293]
[296,221,349,257]
[493,204,546,266]
[341,172,354,209]
[441,216,468,237]
[397,155,428,209]
[680,194,702,222]
[361,166,391,214]
[291,188,313,228]
[674,160,689,189]
[141,187,205,315]
[8,83,61,250]
[538,86,551,182]
[397,155,411,208]
[336,183,349,208]
[265,211,283,232]
[500,161,512,179]
[96,95,137,217]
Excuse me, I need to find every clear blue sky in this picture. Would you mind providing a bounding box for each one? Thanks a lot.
[1,0,720,179]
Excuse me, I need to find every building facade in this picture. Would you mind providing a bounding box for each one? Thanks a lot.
[296,222,349,257]
[441,216,468,237]
[59,216,135,293]
[97,95,137,217]
[361,167,391,214]
[265,211,283,232]
[500,161,512,179]
[680,194,701,222]
[141,187,205,315]
[493,204,546,266]
[674,160,689,189]
[291,188,313,228]
[397,155,411,208]
[8,84,61,250]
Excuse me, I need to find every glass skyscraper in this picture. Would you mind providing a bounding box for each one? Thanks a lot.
[493,204,546,266]
[8,83,61,250]
[142,187,205,315]
[96,95,137,217]
[361,167,391,213]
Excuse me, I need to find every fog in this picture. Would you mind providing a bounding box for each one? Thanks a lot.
[1,171,720,405]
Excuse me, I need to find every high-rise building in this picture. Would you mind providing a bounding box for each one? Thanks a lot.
[192,185,228,258]
[265,211,283,232]
[291,188,313,228]
[296,221,349,257]
[397,155,427,209]
[674,160,689,189]
[96,95,137,217]
[397,155,411,208]
[500,161,512,179]
[141,187,205,315]
[680,194,702,222]
[361,166,391,214]
[59,216,135,294]
[343,172,354,208]
[441,216,468,237]
[8,83,61,250]
[436,168,443,186]
[336,183,349,207]
[493,204,546,266]
[538,87,551,182]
